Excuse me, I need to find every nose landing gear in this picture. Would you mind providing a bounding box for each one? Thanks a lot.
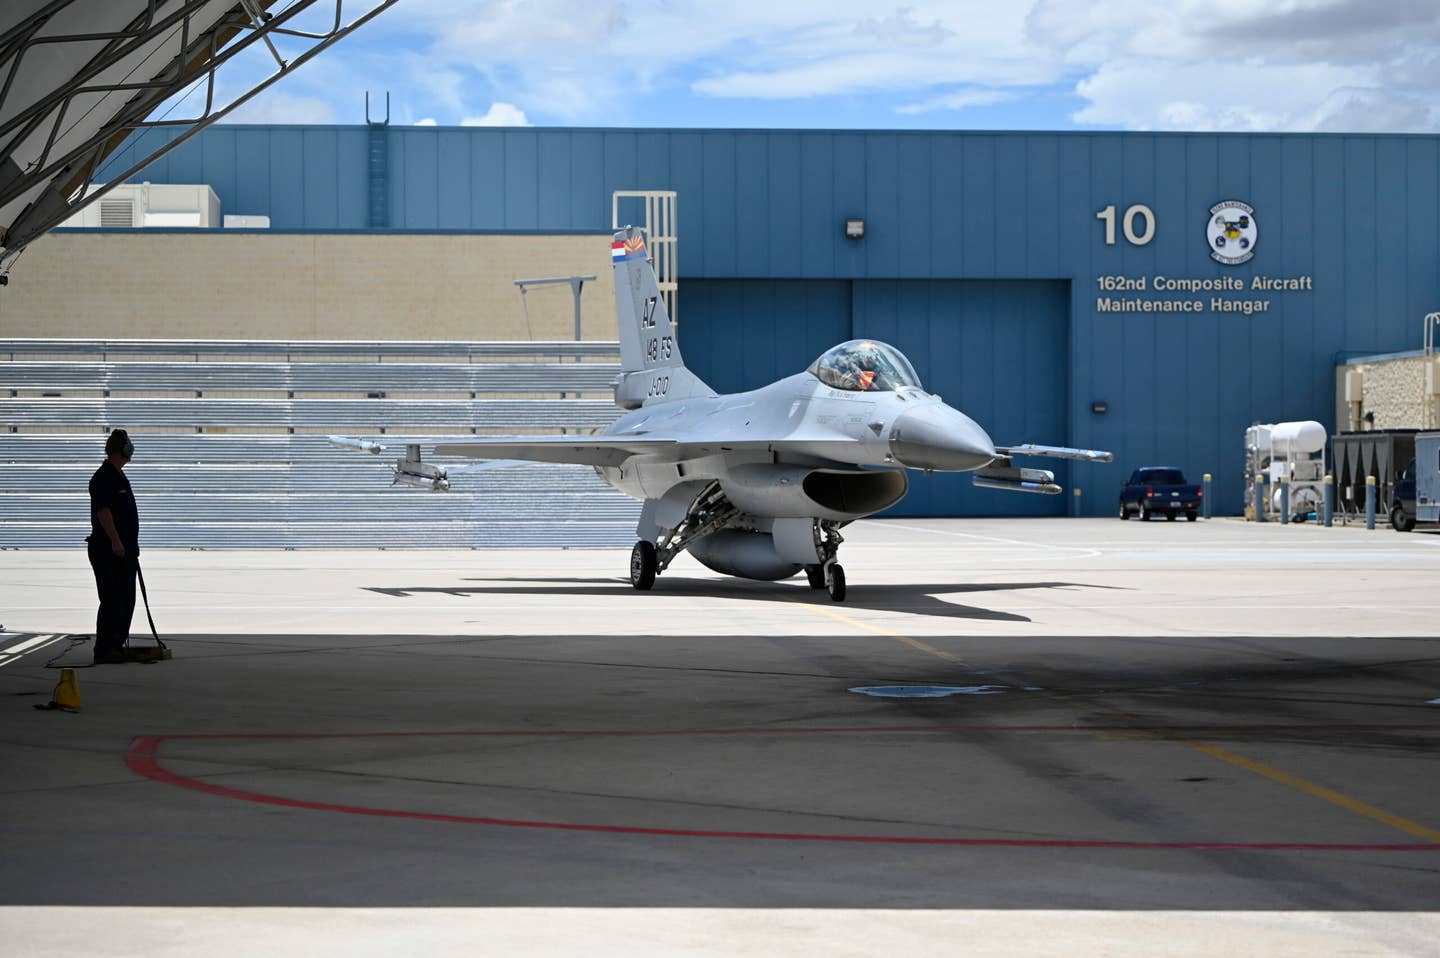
[813,520,847,602]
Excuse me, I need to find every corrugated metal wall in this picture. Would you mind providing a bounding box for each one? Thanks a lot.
[100,127,1440,515]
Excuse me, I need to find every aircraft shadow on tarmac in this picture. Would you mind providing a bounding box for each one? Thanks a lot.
[363,578,1126,623]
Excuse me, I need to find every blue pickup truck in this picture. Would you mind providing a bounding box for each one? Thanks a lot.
[1118,467,1202,521]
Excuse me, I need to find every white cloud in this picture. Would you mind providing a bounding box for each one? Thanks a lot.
[1309,88,1436,133]
[1032,0,1440,131]
[689,4,1057,99]
[212,0,1440,132]
[225,90,335,124]
[1073,58,1351,131]
[897,88,1017,116]
[415,117,438,126]
[394,1,1058,116]
[461,102,530,126]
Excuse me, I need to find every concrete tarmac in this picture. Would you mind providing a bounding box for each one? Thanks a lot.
[2,517,1439,955]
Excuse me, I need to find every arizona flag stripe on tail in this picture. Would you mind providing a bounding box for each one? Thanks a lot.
[611,234,646,262]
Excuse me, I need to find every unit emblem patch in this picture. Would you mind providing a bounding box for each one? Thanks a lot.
[1207,200,1258,265]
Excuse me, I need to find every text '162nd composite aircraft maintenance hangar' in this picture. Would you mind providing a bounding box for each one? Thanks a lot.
[2,2,1440,956]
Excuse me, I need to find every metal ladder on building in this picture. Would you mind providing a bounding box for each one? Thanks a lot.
[366,92,390,228]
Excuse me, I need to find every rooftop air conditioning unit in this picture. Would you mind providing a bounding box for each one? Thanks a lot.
[60,183,220,229]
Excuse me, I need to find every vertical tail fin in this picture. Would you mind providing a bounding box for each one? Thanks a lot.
[612,225,714,409]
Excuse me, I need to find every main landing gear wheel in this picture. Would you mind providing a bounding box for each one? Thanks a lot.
[804,565,826,589]
[629,540,657,590]
[825,563,847,602]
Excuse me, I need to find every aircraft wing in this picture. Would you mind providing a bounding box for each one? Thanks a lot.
[995,443,1114,463]
[433,437,681,467]
[329,432,840,466]
[325,435,679,468]
[439,437,835,466]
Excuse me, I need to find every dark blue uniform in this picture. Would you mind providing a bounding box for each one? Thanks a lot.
[88,460,139,657]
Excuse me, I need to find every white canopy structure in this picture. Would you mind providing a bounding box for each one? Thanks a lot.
[0,0,397,270]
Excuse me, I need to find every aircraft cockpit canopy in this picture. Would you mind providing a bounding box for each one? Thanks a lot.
[807,340,922,392]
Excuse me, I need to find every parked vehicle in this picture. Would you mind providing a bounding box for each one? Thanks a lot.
[1392,432,1440,532]
[1118,467,1202,521]
[1392,459,1416,532]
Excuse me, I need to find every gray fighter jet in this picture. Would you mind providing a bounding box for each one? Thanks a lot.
[333,226,1111,601]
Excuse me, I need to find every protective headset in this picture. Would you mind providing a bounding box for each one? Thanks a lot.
[106,428,135,459]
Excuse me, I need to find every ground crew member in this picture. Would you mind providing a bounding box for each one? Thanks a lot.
[88,429,138,664]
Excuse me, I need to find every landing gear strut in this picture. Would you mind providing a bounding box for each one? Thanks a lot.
[813,520,847,602]
[628,482,737,591]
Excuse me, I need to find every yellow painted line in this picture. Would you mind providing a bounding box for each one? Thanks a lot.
[1185,740,1440,843]
[788,598,1440,845]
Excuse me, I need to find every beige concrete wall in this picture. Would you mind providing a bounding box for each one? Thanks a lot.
[1334,354,1439,430]
[0,232,617,341]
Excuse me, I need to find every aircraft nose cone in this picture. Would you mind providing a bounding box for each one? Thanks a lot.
[890,405,997,471]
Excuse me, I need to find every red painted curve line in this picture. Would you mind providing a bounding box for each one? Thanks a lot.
[124,732,1440,852]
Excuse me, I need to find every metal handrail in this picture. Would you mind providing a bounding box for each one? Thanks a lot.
[0,338,621,360]
[2,397,618,429]
[0,361,621,392]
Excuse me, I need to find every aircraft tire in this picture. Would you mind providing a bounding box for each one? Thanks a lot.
[630,540,657,590]
[1118,501,1130,520]
[804,564,826,589]
[826,564,847,602]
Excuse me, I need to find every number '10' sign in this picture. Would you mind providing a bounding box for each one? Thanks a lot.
[1095,204,1155,246]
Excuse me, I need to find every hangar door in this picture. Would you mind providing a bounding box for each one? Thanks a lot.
[682,279,1070,518]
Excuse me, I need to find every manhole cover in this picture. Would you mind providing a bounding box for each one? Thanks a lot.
[849,685,1008,698]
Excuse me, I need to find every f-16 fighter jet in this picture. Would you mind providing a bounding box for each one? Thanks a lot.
[334,226,1111,601]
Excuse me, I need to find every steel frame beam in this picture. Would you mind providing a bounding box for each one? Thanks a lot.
[0,0,398,269]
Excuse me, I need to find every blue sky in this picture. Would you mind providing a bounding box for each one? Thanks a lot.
[204,1,1440,133]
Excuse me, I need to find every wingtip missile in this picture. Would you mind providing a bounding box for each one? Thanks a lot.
[972,476,1063,495]
[973,464,1063,495]
[998,443,1113,463]
[328,435,385,455]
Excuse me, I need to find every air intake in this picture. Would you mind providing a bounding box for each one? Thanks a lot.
[99,200,133,228]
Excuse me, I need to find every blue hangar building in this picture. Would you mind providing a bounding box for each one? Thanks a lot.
[102,126,1440,518]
